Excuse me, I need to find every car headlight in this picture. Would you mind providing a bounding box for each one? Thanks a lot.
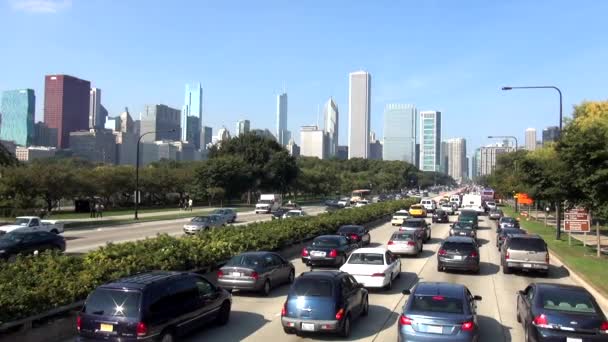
[0,250,5,254]
[450,229,454,234]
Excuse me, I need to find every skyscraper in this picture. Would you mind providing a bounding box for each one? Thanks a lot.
[119,108,134,133]
[383,104,417,163]
[419,111,442,172]
[440,141,448,174]
[89,88,107,129]
[300,125,328,159]
[44,74,91,148]
[140,104,181,142]
[542,126,559,145]
[348,71,371,159]
[236,120,251,136]
[323,97,339,157]
[201,126,213,149]
[182,83,203,148]
[471,148,481,179]
[479,144,512,175]
[446,138,467,183]
[0,89,35,146]
[276,93,289,145]
[525,128,537,151]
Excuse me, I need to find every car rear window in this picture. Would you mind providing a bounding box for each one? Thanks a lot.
[338,226,363,234]
[411,295,464,314]
[292,278,333,297]
[191,216,208,222]
[453,224,473,230]
[540,289,598,314]
[83,289,141,318]
[442,242,475,251]
[225,254,263,267]
[460,211,476,217]
[502,218,517,224]
[508,238,546,252]
[402,220,423,228]
[312,237,340,247]
[347,253,384,265]
[392,232,414,241]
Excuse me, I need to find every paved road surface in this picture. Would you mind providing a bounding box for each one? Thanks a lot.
[177,212,607,342]
[64,205,326,253]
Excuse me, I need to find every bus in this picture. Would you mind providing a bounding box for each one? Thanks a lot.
[481,189,495,202]
[350,189,371,204]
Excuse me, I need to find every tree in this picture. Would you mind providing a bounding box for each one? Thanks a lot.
[29,161,78,212]
[0,144,18,167]
[192,155,253,202]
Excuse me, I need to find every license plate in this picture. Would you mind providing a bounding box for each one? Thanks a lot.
[231,272,241,277]
[301,323,315,331]
[311,251,326,257]
[99,324,114,332]
[567,338,582,342]
[523,263,532,268]
[453,255,463,260]
[459,232,466,235]
[427,325,443,334]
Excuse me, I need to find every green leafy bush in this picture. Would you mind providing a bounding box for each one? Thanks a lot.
[0,199,416,323]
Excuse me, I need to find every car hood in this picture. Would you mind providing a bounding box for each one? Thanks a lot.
[0,239,17,249]
[0,225,24,233]
[340,263,388,275]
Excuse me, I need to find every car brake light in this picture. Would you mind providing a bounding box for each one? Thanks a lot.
[350,234,359,240]
[545,253,550,263]
[505,251,510,260]
[461,321,474,331]
[371,273,386,277]
[76,315,81,331]
[136,322,148,336]
[251,271,259,280]
[388,240,394,245]
[217,270,224,278]
[281,302,287,316]
[600,321,608,333]
[432,296,444,301]
[470,251,478,257]
[301,248,309,257]
[407,241,415,246]
[438,249,447,256]
[328,249,338,258]
[335,308,345,320]
[399,315,412,325]
[533,314,549,327]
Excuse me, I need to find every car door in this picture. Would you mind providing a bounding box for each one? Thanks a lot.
[270,253,290,284]
[518,285,534,328]
[19,233,39,255]
[262,253,279,285]
[385,251,399,278]
[340,276,361,318]
[29,218,40,231]
[362,228,371,244]
[194,276,223,324]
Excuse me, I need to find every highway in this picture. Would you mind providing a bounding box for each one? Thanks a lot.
[63,205,327,254]
[179,211,607,342]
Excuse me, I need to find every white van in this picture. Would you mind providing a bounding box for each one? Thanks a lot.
[450,195,461,207]
[420,198,436,213]
[255,194,282,214]
[461,194,484,214]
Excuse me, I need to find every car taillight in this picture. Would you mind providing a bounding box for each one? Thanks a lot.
[470,251,478,257]
[532,314,549,327]
[281,302,287,316]
[217,270,224,278]
[438,249,447,256]
[76,315,81,331]
[136,322,148,336]
[399,315,412,325]
[251,271,259,280]
[600,321,608,333]
[301,248,309,257]
[461,321,474,331]
[335,308,345,320]
[505,251,510,260]
[350,234,359,240]
[388,240,394,245]
[407,241,415,246]
[371,272,386,277]
[328,249,338,258]
[545,253,549,263]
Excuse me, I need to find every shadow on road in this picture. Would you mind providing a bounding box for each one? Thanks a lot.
[229,280,292,299]
[478,315,513,342]
[368,242,385,248]
[63,236,81,241]
[477,226,492,231]
[368,271,419,296]
[476,238,490,246]
[512,264,570,280]
[479,261,500,276]
[188,310,270,341]
[426,237,444,244]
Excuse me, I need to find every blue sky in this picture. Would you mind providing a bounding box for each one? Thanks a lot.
[1,0,607,153]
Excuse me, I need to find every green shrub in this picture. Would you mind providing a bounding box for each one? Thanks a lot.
[0,199,416,323]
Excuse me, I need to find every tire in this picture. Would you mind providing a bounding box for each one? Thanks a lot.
[160,331,174,342]
[361,296,369,316]
[339,315,351,338]
[396,265,401,278]
[385,277,393,290]
[516,309,521,323]
[524,323,530,342]
[51,229,59,234]
[283,327,295,334]
[261,279,271,296]
[287,269,295,284]
[437,264,443,272]
[503,265,511,274]
[215,301,231,326]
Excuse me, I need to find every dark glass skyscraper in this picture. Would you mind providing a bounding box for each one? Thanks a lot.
[44,75,90,148]
[0,89,35,146]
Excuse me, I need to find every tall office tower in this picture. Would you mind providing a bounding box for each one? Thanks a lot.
[479,144,512,175]
[276,92,289,145]
[419,111,442,171]
[300,125,328,159]
[446,138,467,183]
[542,126,559,145]
[44,74,91,148]
[33,122,58,147]
[182,83,203,148]
[201,126,213,149]
[440,141,448,174]
[119,108,134,133]
[89,88,107,129]
[323,97,339,157]
[140,104,181,142]
[471,148,481,179]
[383,104,417,163]
[348,71,371,159]
[525,128,537,151]
[236,120,251,136]
[0,89,35,146]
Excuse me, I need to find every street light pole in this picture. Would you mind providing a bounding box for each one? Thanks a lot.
[501,85,563,239]
[135,129,176,220]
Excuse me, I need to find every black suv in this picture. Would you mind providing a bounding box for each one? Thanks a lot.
[0,231,65,261]
[77,271,232,341]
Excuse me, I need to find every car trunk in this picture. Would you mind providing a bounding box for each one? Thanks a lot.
[407,312,474,336]
[307,246,339,260]
[442,243,476,261]
[79,289,142,340]
[340,263,388,281]
[507,239,547,264]
[220,266,258,280]
[540,311,605,335]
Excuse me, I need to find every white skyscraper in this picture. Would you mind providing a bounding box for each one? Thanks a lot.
[276,93,289,145]
[525,128,537,151]
[300,125,328,159]
[446,138,467,183]
[419,111,442,171]
[383,104,417,163]
[236,120,250,136]
[89,88,106,129]
[323,97,339,157]
[348,71,371,159]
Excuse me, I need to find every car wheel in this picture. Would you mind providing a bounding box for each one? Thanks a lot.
[261,279,271,296]
[385,277,393,290]
[160,331,174,342]
[340,315,351,337]
[516,308,521,323]
[437,264,443,272]
[361,296,369,316]
[215,300,231,326]
[503,265,511,274]
[287,269,295,284]
[283,327,295,334]
[396,265,401,278]
[524,323,530,342]
[51,229,59,234]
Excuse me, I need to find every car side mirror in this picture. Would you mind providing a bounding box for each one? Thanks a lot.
[518,290,525,296]
[402,289,411,295]
[356,283,364,289]
[473,295,482,301]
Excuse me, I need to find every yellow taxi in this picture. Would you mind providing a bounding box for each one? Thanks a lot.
[409,204,427,218]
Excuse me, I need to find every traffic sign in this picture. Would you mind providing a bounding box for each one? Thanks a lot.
[564,208,590,232]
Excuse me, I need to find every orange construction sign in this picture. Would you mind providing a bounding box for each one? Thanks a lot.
[515,193,533,205]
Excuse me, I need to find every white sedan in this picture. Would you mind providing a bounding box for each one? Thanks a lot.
[339,247,401,290]
[283,210,306,219]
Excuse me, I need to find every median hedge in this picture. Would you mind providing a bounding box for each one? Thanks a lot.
[0,199,417,324]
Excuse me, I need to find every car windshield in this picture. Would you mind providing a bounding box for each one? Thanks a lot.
[83,289,141,318]
[191,216,209,222]
[212,209,225,215]
[402,220,423,228]
[442,241,476,251]
[312,238,340,247]
[410,205,422,210]
[225,254,263,267]
[347,253,384,265]
[15,218,29,226]
[453,224,473,230]
[460,211,476,217]
[501,228,525,236]
[338,226,362,234]
[258,200,272,204]
[392,232,414,241]
[410,295,464,314]
[0,232,24,242]
[508,238,546,251]
[292,278,333,297]
[394,213,409,217]
[286,211,301,217]
[502,218,517,224]
[540,288,598,314]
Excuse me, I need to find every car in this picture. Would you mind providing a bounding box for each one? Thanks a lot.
[391,210,411,226]
[337,198,351,207]
[183,215,225,234]
[271,207,290,220]
[0,231,66,261]
[440,203,455,215]
[409,204,427,218]
[501,234,549,275]
[339,247,401,289]
[281,271,368,337]
[499,216,520,230]
[517,283,608,341]
[488,208,503,220]
[301,235,358,268]
[212,208,237,223]
[449,222,477,241]
[354,200,369,207]
[283,209,307,219]
[283,201,301,210]
[400,218,431,242]
[496,227,526,251]
[336,225,371,247]
[485,201,497,210]
[432,209,450,223]
[217,251,295,296]
[399,282,482,342]
[208,213,229,225]
[420,198,436,213]
[387,230,423,256]
[458,210,479,229]
[437,236,480,273]
[77,271,232,342]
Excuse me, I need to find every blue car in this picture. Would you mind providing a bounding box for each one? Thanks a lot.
[399,282,482,342]
[281,270,368,337]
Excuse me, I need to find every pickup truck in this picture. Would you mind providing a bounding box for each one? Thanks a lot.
[0,216,64,235]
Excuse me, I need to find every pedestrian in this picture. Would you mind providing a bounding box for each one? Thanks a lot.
[99,203,104,218]
[188,198,193,211]
[90,201,96,218]
[179,199,183,211]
